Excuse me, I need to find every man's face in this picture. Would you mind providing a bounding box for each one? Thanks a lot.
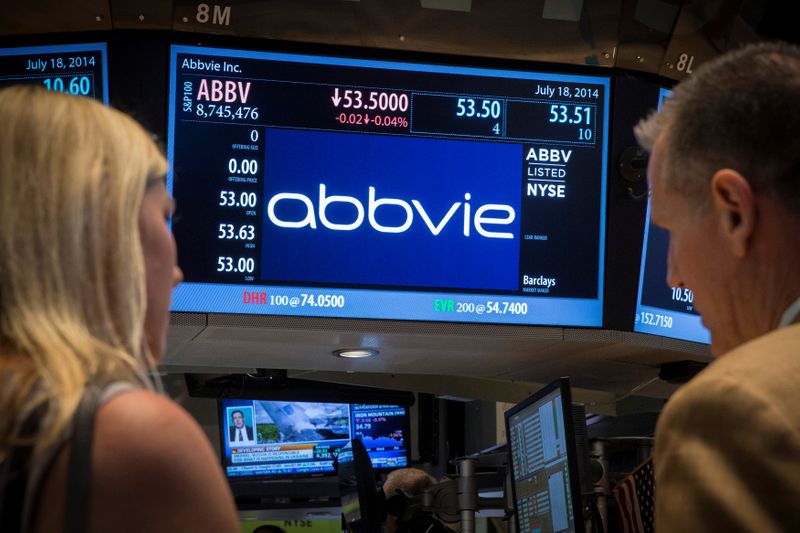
[648,134,735,356]
[232,412,245,428]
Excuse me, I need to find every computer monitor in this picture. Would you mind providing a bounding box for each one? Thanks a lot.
[505,377,585,533]
[219,398,409,479]
[167,44,610,327]
[337,438,383,533]
[0,42,108,102]
[633,88,710,344]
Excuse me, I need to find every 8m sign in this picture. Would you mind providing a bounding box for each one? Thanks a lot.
[196,3,231,26]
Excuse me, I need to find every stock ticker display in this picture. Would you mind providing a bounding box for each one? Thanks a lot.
[168,45,610,326]
[634,88,710,344]
[506,387,578,533]
[0,43,108,102]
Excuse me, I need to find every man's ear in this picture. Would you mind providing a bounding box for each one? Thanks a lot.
[710,169,755,258]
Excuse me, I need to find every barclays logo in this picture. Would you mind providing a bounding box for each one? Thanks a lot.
[266,184,516,239]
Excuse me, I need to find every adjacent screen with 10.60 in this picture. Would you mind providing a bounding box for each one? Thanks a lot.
[168,45,610,326]
[0,42,108,102]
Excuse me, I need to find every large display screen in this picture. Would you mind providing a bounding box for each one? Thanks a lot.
[219,399,409,478]
[505,378,584,533]
[634,89,710,344]
[168,45,610,326]
[0,43,108,102]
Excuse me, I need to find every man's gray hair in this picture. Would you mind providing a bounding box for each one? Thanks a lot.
[634,42,800,210]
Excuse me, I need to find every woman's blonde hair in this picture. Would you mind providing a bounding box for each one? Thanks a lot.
[0,85,168,457]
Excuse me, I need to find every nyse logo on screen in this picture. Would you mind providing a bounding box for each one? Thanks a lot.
[526,147,571,199]
[266,184,516,239]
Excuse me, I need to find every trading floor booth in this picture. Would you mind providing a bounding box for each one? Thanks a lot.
[2,1,793,531]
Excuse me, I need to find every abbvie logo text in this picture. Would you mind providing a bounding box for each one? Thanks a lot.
[266,184,516,239]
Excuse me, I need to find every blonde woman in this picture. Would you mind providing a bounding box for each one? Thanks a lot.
[0,86,238,533]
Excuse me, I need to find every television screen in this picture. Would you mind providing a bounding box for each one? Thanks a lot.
[167,44,610,327]
[220,399,409,478]
[505,378,585,533]
[633,88,710,344]
[0,43,108,102]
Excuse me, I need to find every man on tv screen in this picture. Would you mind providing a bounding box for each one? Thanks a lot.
[229,409,255,445]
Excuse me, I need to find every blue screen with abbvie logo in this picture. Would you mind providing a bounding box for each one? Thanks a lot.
[261,128,521,290]
[167,44,610,327]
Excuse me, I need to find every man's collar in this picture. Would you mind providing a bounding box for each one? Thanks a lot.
[778,296,800,328]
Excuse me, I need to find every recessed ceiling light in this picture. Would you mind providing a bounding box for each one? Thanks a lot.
[333,348,378,359]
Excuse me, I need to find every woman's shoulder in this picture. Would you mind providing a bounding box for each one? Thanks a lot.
[34,389,239,533]
[96,388,203,446]
[92,389,224,487]
[91,390,239,531]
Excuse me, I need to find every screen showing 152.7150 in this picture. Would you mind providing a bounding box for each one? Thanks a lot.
[634,88,710,344]
[167,45,610,326]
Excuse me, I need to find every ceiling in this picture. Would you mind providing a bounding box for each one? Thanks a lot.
[162,311,711,413]
[2,1,797,82]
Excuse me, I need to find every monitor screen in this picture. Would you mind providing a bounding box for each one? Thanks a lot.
[633,88,710,344]
[167,44,610,327]
[505,378,584,533]
[219,399,409,478]
[337,441,362,524]
[337,438,382,532]
[0,43,108,102]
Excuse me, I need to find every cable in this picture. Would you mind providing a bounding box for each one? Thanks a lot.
[590,496,606,533]
[587,376,661,409]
